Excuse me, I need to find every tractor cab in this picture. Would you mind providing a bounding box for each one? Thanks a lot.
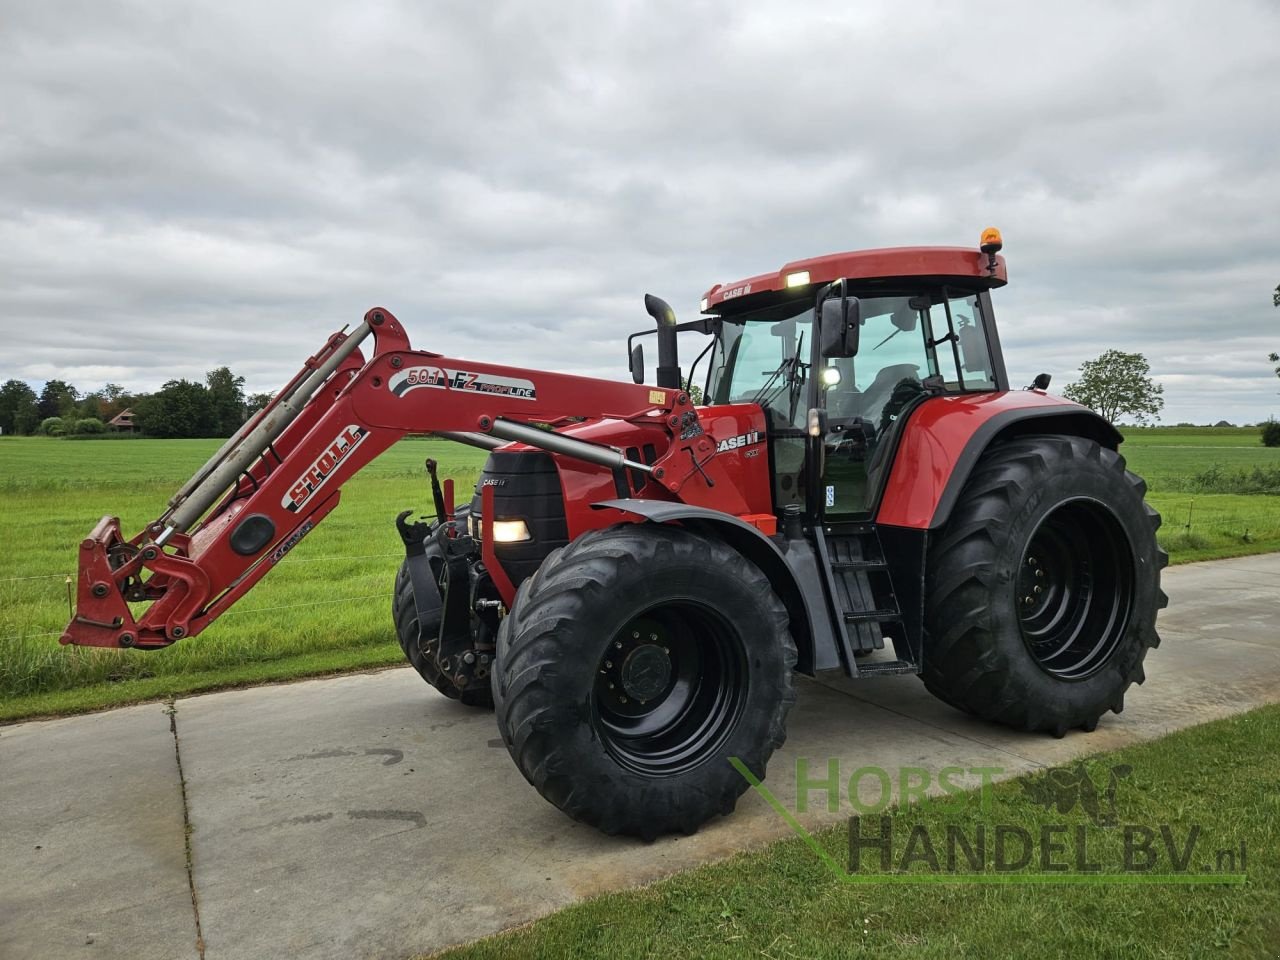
[696,236,1009,520]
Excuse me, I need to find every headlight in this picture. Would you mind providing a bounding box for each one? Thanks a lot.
[491,519,532,543]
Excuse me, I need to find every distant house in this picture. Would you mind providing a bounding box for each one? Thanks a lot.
[108,408,137,432]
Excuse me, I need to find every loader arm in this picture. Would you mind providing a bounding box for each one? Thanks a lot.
[62,307,719,650]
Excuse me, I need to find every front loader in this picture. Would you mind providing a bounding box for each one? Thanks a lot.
[63,230,1166,839]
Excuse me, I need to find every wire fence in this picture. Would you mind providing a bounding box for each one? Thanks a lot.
[0,552,404,586]
[0,553,406,643]
[0,590,395,644]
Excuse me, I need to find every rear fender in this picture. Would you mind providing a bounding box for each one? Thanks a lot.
[876,392,1122,530]
[592,499,826,675]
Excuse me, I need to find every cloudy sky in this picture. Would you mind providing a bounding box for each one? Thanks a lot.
[2,0,1278,424]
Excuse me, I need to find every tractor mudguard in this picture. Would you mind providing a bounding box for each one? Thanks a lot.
[592,498,830,675]
[876,392,1122,530]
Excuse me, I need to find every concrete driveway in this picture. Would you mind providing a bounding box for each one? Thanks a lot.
[3,553,1278,959]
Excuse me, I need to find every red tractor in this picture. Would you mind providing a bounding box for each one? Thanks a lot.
[62,230,1166,839]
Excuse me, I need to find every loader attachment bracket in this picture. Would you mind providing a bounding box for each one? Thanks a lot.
[396,510,444,642]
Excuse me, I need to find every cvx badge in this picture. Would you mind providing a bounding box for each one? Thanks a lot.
[282,425,370,512]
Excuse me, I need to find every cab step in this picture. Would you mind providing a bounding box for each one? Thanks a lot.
[854,659,921,677]
[843,609,903,624]
[814,522,917,679]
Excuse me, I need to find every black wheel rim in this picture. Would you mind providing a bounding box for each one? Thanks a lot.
[593,601,748,776]
[1016,498,1135,680]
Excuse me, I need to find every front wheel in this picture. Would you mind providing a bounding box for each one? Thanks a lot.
[922,435,1167,736]
[492,524,797,839]
[393,556,494,709]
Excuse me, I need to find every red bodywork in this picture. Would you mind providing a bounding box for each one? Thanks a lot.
[548,405,773,537]
[62,309,774,650]
[874,391,1096,529]
[702,246,1007,311]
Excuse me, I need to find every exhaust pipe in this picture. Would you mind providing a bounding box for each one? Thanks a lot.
[644,293,682,390]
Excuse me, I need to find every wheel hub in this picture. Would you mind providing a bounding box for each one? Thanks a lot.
[1015,499,1135,680]
[591,605,747,776]
[620,643,672,702]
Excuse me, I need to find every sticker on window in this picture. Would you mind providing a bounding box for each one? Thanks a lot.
[825,485,836,508]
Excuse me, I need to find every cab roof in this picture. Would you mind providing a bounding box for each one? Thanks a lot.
[701,245,1007,313]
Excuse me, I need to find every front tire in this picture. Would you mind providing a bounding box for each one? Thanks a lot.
[393,558,494,709]
[922,435,1166,736]
[492,524,797,839]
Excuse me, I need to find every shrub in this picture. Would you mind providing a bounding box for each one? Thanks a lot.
[72,417,105,435]
[39,416,66,436]
[1262,420,1280,448]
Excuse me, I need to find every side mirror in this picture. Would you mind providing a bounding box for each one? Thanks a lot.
[629,343,645,384]
[820,295,861,359]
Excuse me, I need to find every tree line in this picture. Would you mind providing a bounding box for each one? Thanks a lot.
[0,368,273,438]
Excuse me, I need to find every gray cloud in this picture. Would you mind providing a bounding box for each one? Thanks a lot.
[2,0,1278,424]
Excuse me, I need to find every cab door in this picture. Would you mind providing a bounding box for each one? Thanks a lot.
[814,294,935,518]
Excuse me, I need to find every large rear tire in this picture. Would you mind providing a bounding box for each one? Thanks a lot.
[393,558,494,709]
[922,435,1166,736]
[492,524,797,839]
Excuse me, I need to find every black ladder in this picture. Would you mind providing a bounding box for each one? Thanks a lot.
[813,521,920,678]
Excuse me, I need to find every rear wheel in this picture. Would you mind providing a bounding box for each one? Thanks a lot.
[492,524,797,839]
[922,435,1166,735]
[392,556,493,709]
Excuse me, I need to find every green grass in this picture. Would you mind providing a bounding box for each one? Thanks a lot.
[1,425,1278,721]
[0,435,488,720]
[1120,428,1280,564]
[434,704,1280,959]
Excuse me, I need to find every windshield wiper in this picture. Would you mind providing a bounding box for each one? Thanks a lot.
[749,357,792,408]
[874,327,902,350]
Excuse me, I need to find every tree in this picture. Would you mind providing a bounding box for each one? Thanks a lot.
[37,379,78,420]
[134,380,217,438]
[206,366,246,436]
[246,391,275,416]
[76,383,128,421]
[1270,284,1279,379]
[1261,420,1280,448]
[0,379,39,435]
[1062,350,1165,425]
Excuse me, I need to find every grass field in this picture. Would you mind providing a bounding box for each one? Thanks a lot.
[0,436,489,720]
[434,703,1280,959]
[2,426,1278,720]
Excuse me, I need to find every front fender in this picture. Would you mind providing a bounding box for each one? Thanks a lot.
[876,392,1122,530]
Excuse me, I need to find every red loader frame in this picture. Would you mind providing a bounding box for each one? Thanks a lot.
[61,307,729,650]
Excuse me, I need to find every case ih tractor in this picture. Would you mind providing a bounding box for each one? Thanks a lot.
[62,230,1166,839]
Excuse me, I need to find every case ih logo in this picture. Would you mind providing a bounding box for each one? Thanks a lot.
[389,366,537,401]
[719,283,752,301]
[282,425,370,512]
[716,430,762,453]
